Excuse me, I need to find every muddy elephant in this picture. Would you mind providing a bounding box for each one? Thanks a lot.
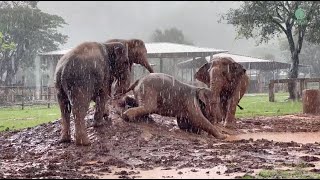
[118,73,227,139]
[106,39,154,96]
[194,57,249,128]
[54,41,129,146]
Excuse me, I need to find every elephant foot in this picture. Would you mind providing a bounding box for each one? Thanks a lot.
[215,124,238,135]
[224,122,237,129]
[215,133,228,140]
[177,117,201,134]
[59,135,71,144]
[93,120,104,128]
[75,135,91,146]
[93,114,110,127]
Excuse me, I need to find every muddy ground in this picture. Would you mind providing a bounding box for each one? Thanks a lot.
[1,104,320,179]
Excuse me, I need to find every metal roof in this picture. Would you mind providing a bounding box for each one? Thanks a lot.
[177,53,309,71]
[38,42,228,59]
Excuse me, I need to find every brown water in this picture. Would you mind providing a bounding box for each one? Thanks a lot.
[226,132,320,144]
[90,166,248,179]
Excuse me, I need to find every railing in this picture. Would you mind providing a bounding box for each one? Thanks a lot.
[268,78,320,102]
[0,86,57,109]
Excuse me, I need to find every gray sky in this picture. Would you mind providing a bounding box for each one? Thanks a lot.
[38,1,282,57]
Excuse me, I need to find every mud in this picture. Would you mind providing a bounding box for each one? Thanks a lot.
[1,104,320,179]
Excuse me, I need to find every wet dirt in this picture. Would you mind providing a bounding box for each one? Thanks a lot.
[1,104,320,179]
[226,132,320,144]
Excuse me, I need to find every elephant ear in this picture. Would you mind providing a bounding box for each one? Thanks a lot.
[194,62,212,86]
[225,62,246,82]
[114,43,126,57]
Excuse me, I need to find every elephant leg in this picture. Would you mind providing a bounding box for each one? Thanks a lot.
[187,103,227,139]
[57,89,71,143]
[71,89,91,146]
[93,89,109,127]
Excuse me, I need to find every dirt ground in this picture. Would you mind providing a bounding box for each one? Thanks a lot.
[1,103,320,179]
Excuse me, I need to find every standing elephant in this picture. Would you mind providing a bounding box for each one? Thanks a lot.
[106,39,154,95]
[54,41,129,146]
[194,57,249,128]
[119,73,227,139]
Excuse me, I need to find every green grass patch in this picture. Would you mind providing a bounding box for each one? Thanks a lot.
[236,93,302,118]
[239,169,320,179]
[0,105,61,132]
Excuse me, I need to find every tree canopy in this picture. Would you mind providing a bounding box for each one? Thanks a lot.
[150,27,194,45]
[0,1,68,85]
[220,1,320,100]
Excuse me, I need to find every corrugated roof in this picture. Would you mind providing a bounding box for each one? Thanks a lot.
[177,53,309,70]
[210,53,274,63]
[38,42,227,58]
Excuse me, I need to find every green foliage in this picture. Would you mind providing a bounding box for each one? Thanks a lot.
[220,1,320,99]
[150,27,194,45]
[0,31,16,51]
[279,37,320,76]
[220,1,320,45]
[0,1,68,85]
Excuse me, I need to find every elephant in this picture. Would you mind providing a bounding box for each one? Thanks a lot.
[106,39,154,96]
[54,41,129,146]
[118,73,228,139]
[194,57,249,128]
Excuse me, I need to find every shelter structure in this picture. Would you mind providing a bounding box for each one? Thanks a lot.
[37,42,227,87]
[177,53,310,93]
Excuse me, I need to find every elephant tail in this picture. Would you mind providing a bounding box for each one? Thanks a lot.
[113,79,140,99]
[237,104,244,110]
[66,89,73,113]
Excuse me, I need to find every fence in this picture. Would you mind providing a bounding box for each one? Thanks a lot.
[0,86,57,109]
[268,78,320,102]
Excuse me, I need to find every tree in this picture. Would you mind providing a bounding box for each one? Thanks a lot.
[150,27,194,45]
[0,1,68,86]
[280,38,320,77]
[220,1,320,100]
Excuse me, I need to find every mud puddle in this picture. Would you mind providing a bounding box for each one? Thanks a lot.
[2,108,320,179]
[226,132,320,144]
[88,166,248,179]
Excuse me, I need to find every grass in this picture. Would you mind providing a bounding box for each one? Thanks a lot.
[0,105,61,132]
[0,93,302,132]
[236,92,302,118]
[239,169,320,179]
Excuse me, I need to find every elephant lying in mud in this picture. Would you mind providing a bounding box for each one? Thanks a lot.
[194,57,249,128]
[54,41,129,146]
[106,39,154,95]
[117,73,228,139]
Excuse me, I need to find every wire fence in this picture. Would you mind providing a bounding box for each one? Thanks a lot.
[0,86,57,109]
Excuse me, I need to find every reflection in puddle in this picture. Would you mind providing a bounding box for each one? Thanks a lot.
[89,166,247,179]
[226,132,320,144]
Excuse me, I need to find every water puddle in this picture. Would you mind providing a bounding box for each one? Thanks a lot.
[87,165,247,179]
[226,132,320,144]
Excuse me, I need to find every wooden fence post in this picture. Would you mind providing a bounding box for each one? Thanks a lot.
[21,86,24,110]
[47,86,51,108]
[269,80,275,102]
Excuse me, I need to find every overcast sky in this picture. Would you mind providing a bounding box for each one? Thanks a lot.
[38,1,283,58]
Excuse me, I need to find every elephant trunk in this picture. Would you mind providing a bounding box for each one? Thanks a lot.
[209,67,224,123]
[141,61,154,73]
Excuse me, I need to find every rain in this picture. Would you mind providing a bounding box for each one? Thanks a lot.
[1,1,320,179]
